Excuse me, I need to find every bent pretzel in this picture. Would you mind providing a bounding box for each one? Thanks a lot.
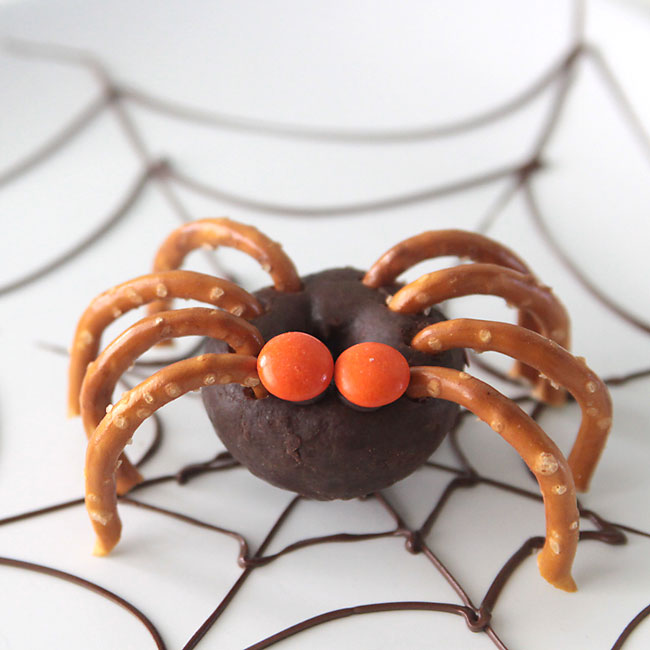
[86,353,260,556]
[363,229,531,287]
[411,318,612,491]
[68,270,262,416]
[79,308,266,494]
[408,366,579,592]
[389,263,570,403]
[363,229,563,403]
[149,217,302,314]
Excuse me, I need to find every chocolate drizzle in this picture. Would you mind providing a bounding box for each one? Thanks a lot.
[0,556,166,650]
[2,390,648,649]
[1,1,650,647]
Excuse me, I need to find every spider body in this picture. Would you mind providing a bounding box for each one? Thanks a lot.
[203,267,464,500]
[71,218,612,591]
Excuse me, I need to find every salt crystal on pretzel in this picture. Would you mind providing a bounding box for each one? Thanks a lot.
[68,270,262,417]
[411,318,612,492]
[407,366,580,592]
[149,217,301,315]
[79,307,266,494]
[85,353,260,556]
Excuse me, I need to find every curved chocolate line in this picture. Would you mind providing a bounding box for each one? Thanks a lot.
[244,601,483,650]
[523,183,650,335]
[0,167,151,297]
[0,94,107,188]
[0,407,648,649]
[0,556,165,650]
[611,604,650,650]
[168,162,522,217]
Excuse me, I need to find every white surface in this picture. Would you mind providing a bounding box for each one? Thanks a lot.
[1,1,649,649]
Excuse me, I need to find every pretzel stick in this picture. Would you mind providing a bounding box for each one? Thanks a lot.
[68,270,262,417]
[388,264,569,345]
[363,230,563,402]
[408,366,579,592]
[81,307,264,431]
[363,229,531,288]
[411,318,612,492]
[513,311,566,405]
[150,218,301,313]
[85,353,260,556]
[389,263,570,402]
[79,308,265,494]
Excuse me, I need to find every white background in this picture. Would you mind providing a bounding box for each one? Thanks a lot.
[1,1,649,649]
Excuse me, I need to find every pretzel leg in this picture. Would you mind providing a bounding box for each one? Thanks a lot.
[513,311,555,401]
[80,307,265,494]
[408,366,579,592]
[68,270,262,417]
[412,319,611,491]
[363,230,563,402]
[389,263,570,403]
[150,218,302,309]
[86,353,259,556]
[362,229,531,288]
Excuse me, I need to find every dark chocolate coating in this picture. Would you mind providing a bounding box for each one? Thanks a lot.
[202,268,465,500]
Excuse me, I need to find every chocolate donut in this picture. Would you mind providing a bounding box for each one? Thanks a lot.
[202,268,465,500]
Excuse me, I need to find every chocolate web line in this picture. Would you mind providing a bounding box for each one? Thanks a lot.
[1,0,648,333]
[1,0,650,647]
[1,381,647,650]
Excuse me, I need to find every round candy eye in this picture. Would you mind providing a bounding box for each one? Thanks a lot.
[257,332,334,402]
[334,342,411,408]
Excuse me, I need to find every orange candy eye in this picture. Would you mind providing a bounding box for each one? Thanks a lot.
[257,332,334,402]
[334,342,411,408]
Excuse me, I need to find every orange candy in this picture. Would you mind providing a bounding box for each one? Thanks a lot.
[334,342,410,408]
[257,332,334,402]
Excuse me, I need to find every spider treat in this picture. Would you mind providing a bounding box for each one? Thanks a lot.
[70,218,611,593]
